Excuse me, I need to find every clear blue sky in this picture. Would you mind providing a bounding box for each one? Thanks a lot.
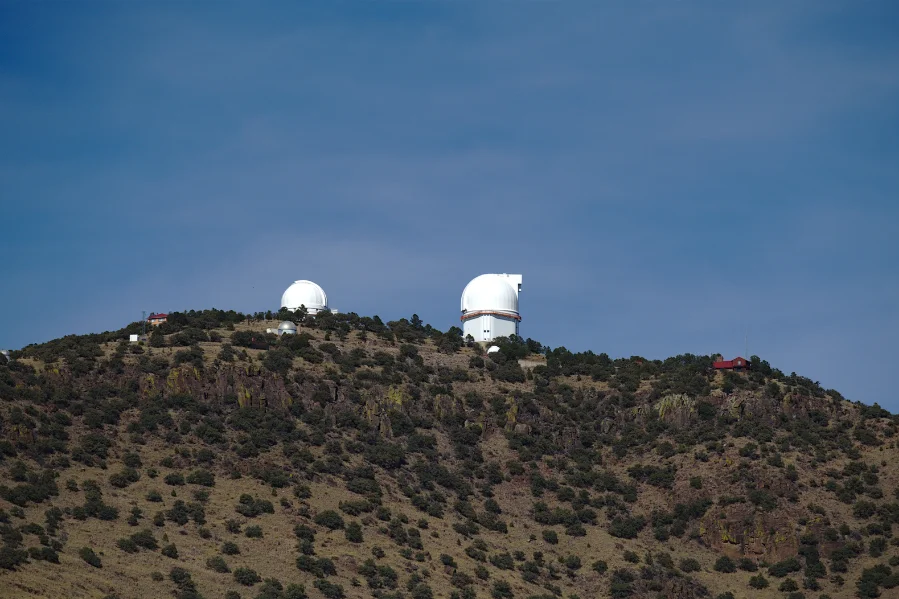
[1,2,897,409]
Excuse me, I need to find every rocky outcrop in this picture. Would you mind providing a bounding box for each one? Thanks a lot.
[699,505,799,561]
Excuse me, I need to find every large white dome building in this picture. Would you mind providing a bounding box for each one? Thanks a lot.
[460,274,522,342]
[281,280,328,314]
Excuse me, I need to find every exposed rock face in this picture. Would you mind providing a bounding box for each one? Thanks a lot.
[513,422,532,435]
[654,394,696,428]
[699,505,799,561]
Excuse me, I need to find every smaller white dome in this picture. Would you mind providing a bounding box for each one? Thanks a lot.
[278,321,297,332]
[486,346,500,354]
[281,280,328,313]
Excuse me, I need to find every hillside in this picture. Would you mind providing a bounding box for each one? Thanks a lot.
[1,309,898,599]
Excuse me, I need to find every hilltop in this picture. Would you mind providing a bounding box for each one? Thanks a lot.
[0,308,898,599]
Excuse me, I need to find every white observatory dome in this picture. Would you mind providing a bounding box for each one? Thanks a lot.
[461,274,521,315]
[281,280,328,314]
[460,274,522,342]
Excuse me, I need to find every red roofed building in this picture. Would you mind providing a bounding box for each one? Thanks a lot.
[713,356,750,371]
[147,313,168,326]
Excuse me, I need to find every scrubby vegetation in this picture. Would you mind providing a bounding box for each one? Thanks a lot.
[0,308,896,599]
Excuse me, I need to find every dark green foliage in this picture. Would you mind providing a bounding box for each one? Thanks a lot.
[296,555,337,578]
[748,489,777,511]
[490,552,515,570]
[207,555,230,572]
[173,345,205,370]
[491,580,514,599]
[365,442,407,470]
[713,555,736,573]
[313,579,345,599]
[284,584,307,599]
[161,544,179,558]
[109,467,140,489]
[627,464,676,489]
[609,568,635,599]
[856,563,899,598]
[245,525,263,538]
[0,468,59,506]
[314,510,345,530]
[235,495,274,518]
[222,541,240,555]
[679,558,700,573]
[234,567,262,586]
[186,469,215,486]
[345,521,363,543]
[738,557,758,571]
[769,557,802,577]
[164,472,185,486]
[129,529,158,550]
[116,537,138,553]
[167,566,201,599]
[608,515,647,539]
[854,500,877,519]
[263,347,294,374]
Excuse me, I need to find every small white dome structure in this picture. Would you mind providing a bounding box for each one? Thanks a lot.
[461,274,522,342]
[281,280,328,314]
[277,321,297,335]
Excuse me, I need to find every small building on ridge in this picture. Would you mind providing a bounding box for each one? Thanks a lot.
[713,356,751,371]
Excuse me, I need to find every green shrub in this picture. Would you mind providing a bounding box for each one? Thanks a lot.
[284,584,307,599]
[738,557,758,571]
[679,558,701,573]
[345,521,363,543]
[313,579,345,599]
[854,500,877,519]
[314,510,345,530]
[542,529,558,544]
[491,580,513,599]
[78,547,102,568]
[714,556,736,573]
[490,553,515,570]
[186,469,215,487]
[608,515,647,539]
[164,473,185,486]
[749,574,769,589]
[234,567,261,586]
[769,557,801,577]
[235,494,274,518]
[207,555,230,573]
[161,544,178,559]
[109,468,140,488]
[222,541,240,555]
[245,525,263,538]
